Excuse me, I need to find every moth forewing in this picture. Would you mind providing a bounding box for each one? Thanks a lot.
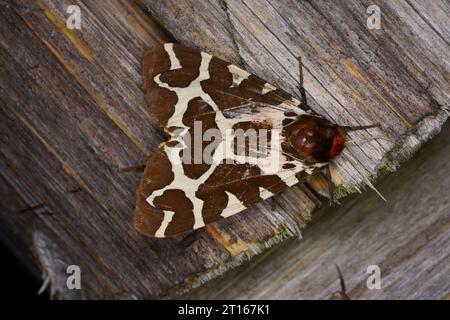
[135,43,346,238]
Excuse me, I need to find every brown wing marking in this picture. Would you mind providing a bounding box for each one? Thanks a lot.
[134,147,195,238]
[142,44,201,129]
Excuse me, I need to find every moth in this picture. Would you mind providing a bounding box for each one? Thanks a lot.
[133,43,376,238]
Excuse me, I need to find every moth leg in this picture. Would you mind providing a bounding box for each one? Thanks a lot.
[325,165,337,206]
[297,56,308,109]
[118,164,146,173]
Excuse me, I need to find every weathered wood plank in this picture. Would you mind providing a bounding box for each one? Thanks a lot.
[184,121,450,299]
[0,0,448,299]
[29,0,169,152]
[0,99,134,299]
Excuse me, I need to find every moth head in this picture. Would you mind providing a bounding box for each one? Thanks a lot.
[285,115,379,164]
[285,115,346,164]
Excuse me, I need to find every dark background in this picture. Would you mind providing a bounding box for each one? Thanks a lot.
[0,241,47,300]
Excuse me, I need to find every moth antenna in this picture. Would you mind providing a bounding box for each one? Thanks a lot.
[365,178,387,202]
[345,136,398,146]
[342,123,380,132]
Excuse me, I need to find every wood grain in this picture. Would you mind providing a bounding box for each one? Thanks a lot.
[0,0,448,299]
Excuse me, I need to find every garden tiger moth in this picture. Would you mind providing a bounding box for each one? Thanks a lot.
[133,43,377,238]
